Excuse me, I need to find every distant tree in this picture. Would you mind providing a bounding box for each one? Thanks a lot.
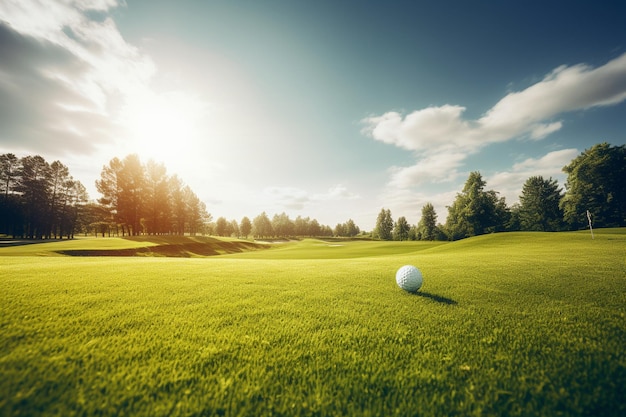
[1,154,87,239]
[96,157,123,232]
[59,179,88,238]
[144,160,170,235]
[168,175,186,235]
[0,192,22,237]
[417,203,438,240]
[117,154,145,235]
[82,202,112,237]
[240,216,252,238]
[519,176,563,231]
[0,153,19,198]
[393,216,410,241]
[344,219,360,237]
[0,154,21,236]
[334,219,360,237]
[184,186,210,235]
[561,143,626,228]
[272,212,295,237]
[507,203,521,231]
[97,154,144,235]
[491,191,510,233]
[321,225,334,237]
[374,208,393,240]
[0,153,24,237]
[445,171,507,240]
[16,155,51,238]
[215,217,228,237]
[294,216,310,236]
[309,219,321,237]
[230,219,240,238]
[253,212,273,238]
[47,160,71,238]
[334,223,346,237]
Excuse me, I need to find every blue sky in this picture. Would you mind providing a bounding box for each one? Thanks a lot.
[1,1,625,230]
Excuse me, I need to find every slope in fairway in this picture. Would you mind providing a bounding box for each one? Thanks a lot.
[1,230,625,416]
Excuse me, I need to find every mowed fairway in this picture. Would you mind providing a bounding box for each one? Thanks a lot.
[1,231,625,416]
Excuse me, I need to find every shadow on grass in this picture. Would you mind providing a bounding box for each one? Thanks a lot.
[57,240,270,257]
[0,239,57,247]
[414,291,458,305]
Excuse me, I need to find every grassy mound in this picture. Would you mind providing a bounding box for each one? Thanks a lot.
[1,229,625,416]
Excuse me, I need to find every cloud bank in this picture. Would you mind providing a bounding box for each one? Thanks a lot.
[0,0,154,154]
[362,53,626,188]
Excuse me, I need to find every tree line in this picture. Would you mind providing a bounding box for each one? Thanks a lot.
[212,212,360,239]
[0,153,212,238]
[373,143,626,241]
[0,154,88,239]
[3,143,622,241]
[94,154,211,236]
[0,152,358,240]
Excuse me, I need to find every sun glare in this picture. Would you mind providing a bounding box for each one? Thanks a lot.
[124,91,207,167]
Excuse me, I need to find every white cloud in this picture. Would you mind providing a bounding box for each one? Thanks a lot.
[362,53,626,193]
[529,121,563,140]
[315,184,360,200]
[480,54,626,134]
[487,148,579,205]
[511,148,579,172]
[0,0,155,154]
[367,54,626,153]
[388,152,466,188]
[362,105,476,153]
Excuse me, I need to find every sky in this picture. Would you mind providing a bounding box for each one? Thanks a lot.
[1,0,625,231]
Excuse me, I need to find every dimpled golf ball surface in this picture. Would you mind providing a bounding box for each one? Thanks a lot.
[396,265,423,292]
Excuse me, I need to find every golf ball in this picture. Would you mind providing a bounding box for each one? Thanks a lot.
[396,265,423,292]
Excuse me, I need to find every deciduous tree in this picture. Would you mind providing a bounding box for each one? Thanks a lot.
[374,208,393,240]
[240,216,252,238]
[417,203,438,241]
[253,212,273,238]
[561,143,626,228]
[445,172,507,240]
[393,216,410,241]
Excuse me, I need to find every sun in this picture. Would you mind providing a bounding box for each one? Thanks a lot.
[124,90,207,167]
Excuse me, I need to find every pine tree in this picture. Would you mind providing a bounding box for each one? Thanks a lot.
[519,176,563,231]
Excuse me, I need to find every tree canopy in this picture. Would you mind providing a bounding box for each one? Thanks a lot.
[96,154,211,236]
[0,154,87,238]
[519,176,563,231]
[445,172,508,240]
[374,208,394,240]
[561,143,626,228]
[417,203,438,241]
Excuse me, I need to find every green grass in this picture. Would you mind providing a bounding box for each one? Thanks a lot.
[1,230,625,416]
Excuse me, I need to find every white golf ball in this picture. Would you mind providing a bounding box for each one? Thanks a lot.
[396,265,423,292]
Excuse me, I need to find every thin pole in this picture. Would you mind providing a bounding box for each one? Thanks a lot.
[586,210,594,239]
